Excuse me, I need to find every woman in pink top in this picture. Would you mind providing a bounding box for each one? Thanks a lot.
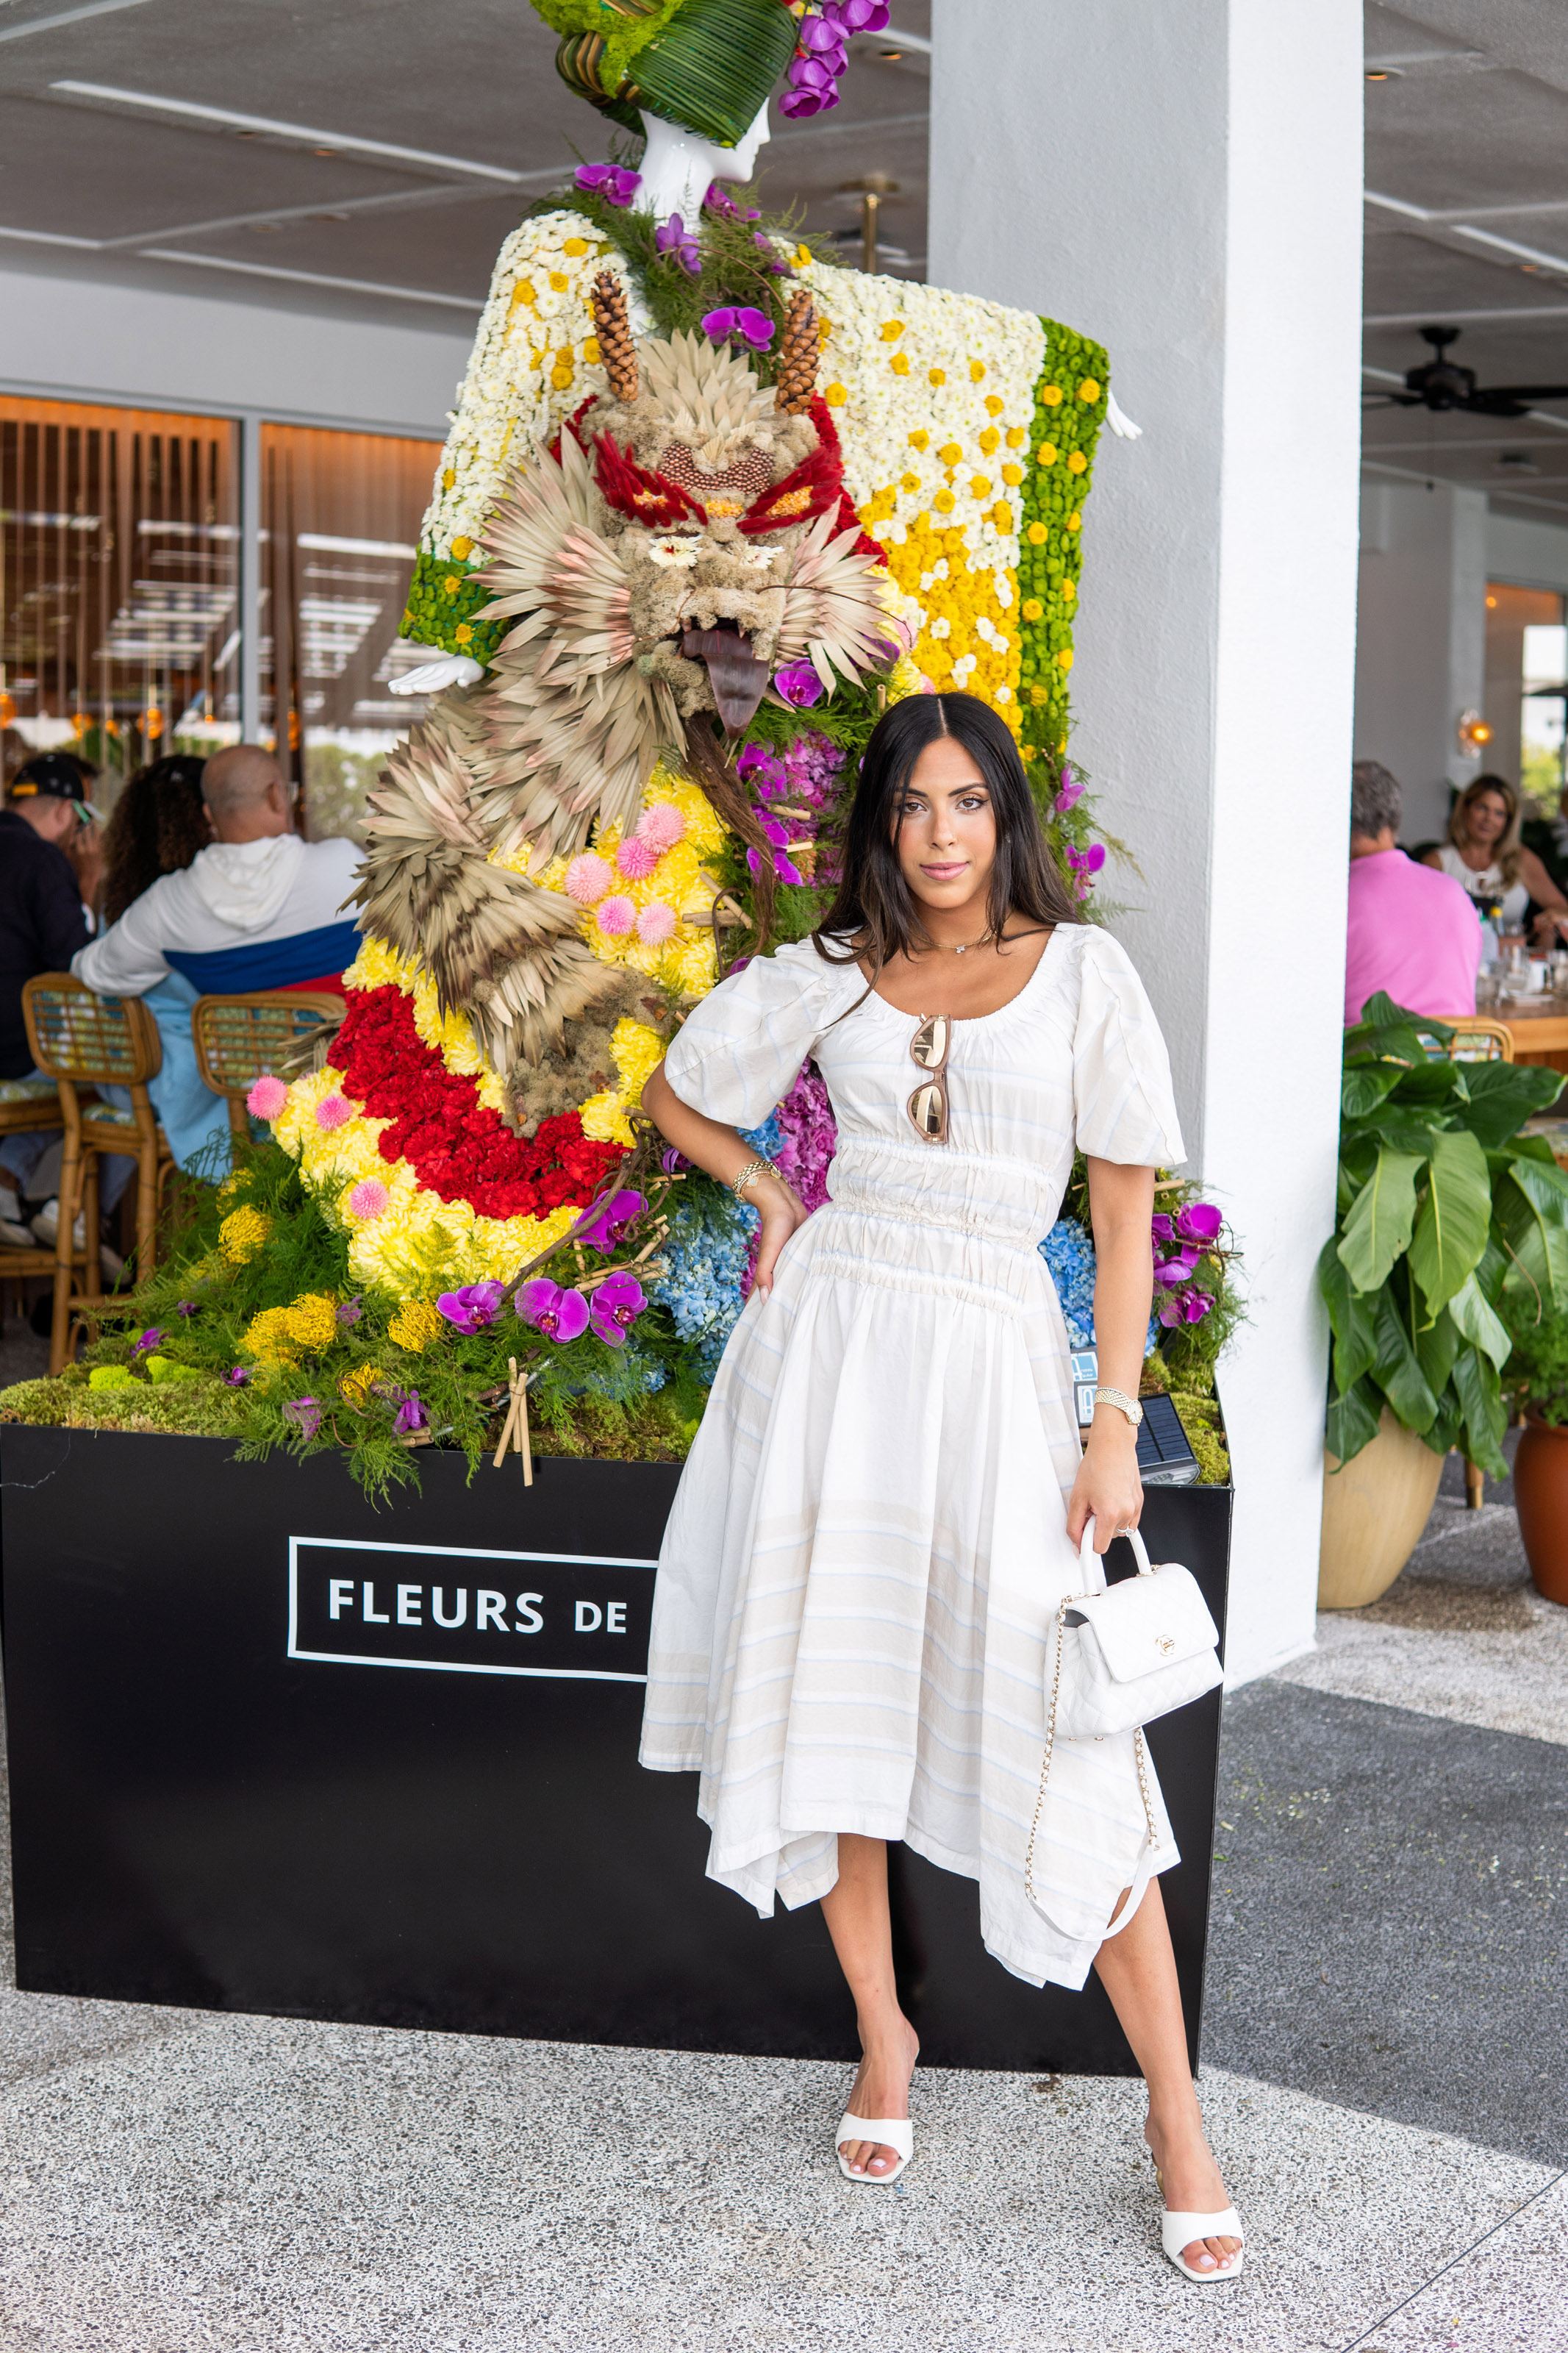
[1345,761,1482,1024]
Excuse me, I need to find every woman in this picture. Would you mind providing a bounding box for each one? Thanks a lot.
[1424,773,1568,947]
[638,694,1242,2282]
[97,755,231,1174]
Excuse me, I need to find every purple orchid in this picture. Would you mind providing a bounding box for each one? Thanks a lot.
[1150,1212,1176,1245]
[779,83,826,118]
[393,1389,429,1437]
[701,305,776,351]
[436,1279,505,1335]
[175,1300,197,1319]
[131,1327,163,1357]
[576,163,640,209]
[518,1278,590,1343]
[752,229,790,274]
[1175,1201,1223,1245]
[589,1271,646,1347]
[282,1396,322,1438]
[705,183,760,221]
[660,1146,690,1175]
[223,1365,249,1387]
[573,1187,646,1252]
[1055,764,1085,815]
[737,744,788,797]
[773,662,825,708]
[825,0,890,28]
[656,213,702,275]
[337,1296,364,1326]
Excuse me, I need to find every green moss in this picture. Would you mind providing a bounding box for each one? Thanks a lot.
[0,1374,248,1439]
[1170,1390,1231,1487]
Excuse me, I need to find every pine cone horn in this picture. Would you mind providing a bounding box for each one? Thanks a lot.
[591,270,640,404]
[776,289,819,416]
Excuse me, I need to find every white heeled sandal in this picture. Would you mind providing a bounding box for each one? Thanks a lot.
[1152,2161,1245,2280]
[835,2113,912,2183]
[1161,2204,1245,2280]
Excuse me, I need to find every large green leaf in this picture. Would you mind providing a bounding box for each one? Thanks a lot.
[1342,1064,1403,1118]
[1425,1388,1462,1457]
[1339,1149,1424,1293]
[1389,1061,1461,1107]
[1370,1287,1439,1431]
[1347,993,1445,1068]
[1509,1154,1568,1213]
[1408,1127,1491,1313]
[1448,1271,1512,1373]
[1350,1111,1450,1162]
[1496,1170,1568,1313]
[1453,1344,1508,1479]
[1414,1303,1461,1397]
[1320,1238,1379,1396]
[1452,1061,1564,1148]
[1326,1375,1381,1466]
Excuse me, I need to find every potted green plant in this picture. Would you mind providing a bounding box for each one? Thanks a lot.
[1503,1302,1568,1604]
[1319,993,1568,1606]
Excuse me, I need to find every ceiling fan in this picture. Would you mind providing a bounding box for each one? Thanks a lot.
[1366,325,1568,418]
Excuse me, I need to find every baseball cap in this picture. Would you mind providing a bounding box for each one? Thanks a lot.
[7,752,99,818]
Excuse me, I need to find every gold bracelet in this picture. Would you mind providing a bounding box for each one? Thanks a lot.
[729,1157,776,1200]
[1092,1385,1144,1429]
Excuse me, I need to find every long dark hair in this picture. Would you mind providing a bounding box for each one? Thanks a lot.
[814,692,1082,970]
[101,754,210,925]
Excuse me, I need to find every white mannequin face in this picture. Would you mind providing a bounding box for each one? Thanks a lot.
[723,99,771,180]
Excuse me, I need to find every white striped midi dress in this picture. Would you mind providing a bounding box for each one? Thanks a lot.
[638,924,1189,1990]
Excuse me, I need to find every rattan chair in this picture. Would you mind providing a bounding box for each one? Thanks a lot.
[0,1073,75,1300]
[1438,1017,1513,1063]
[21,974,173,1372]
[190,991,346,1146]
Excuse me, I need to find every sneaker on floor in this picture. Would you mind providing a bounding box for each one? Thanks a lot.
[29,1199,86,1252]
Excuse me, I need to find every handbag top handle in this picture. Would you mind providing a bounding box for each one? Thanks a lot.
[1079,1518,1153,1577]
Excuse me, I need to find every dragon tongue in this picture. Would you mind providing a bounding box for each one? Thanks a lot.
[681,626,770,735]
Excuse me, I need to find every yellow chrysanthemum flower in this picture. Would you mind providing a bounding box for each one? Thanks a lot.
[220,1205,272,1264]
[388,1300,444,1354]
[283,1292,340,1352]
[339,1363,386,1407]
[243,1306,297,1363]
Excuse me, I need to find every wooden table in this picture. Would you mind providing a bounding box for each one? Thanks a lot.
[1494,997,1568,1071]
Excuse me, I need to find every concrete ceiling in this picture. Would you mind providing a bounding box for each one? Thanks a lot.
[1,2,1567,516]
[1363,0,1568,524]
[0,0,931,327]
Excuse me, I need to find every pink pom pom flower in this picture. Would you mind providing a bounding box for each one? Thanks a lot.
[615,832,661,882]
[347,1178,390,1221]
[595,894,636,938]
[315,1094,352,1132]
[246,1074,288,1121]
[640,804,686,851]
[565,851,613,905]
[636,901,678,946]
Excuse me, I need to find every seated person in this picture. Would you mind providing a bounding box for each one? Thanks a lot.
[1345,760,1482,1024]
[1422,771,1568,949]
[1521,779,1568,899]
[93,754,235,1176]
[0,752,129,1249]
[75,745,360,1012]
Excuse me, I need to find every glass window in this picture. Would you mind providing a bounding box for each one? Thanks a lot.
[0,396,239,809]
[259,424,440,841]
[1484,581,1567,808]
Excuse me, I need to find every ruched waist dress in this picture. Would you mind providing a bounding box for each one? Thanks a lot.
[638,923,1189,1990]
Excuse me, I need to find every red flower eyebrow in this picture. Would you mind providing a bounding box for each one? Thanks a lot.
[593,432,707,529]
[737,439,842,537]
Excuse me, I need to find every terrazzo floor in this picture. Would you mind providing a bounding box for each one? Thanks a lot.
[0,1408,1563,2349]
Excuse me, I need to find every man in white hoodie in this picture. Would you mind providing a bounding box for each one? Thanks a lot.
[74,747,362,1001]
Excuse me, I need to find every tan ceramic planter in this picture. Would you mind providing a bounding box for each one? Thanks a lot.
[1320,1409,1445,1609]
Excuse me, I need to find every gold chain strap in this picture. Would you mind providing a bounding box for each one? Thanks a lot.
[1023,1595,1161,1912]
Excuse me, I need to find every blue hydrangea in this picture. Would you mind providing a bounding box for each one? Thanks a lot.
[1040,1218,1098,1348]
[649,1176,757,1379]
[1039,1216,1159,1356]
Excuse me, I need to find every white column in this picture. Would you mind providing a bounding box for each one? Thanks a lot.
[931,0,1364,1682]
[1355,479,1488,845]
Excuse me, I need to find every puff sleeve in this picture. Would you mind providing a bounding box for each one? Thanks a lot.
[662,940,845,1128]
[1070,928,1186,1167]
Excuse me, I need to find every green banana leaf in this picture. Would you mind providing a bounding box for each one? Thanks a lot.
[1408,1127,1491,1313]
[1338,1148,1423,1293]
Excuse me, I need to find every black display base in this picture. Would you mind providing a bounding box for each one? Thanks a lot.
[0,1427,1231,2074]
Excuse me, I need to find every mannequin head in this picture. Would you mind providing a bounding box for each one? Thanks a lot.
[634,99,770,221]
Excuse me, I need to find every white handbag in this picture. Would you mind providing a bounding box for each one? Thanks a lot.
[1025,1520,1222,1913]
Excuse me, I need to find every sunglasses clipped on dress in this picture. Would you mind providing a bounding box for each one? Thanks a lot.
[907,1014,951,1144]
